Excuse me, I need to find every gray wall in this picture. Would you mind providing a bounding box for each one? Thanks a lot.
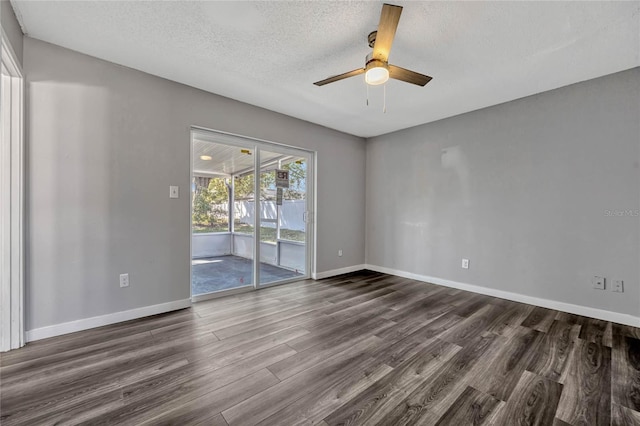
[366,68,640,317]
[1,0,23,65]
[24,37,366,331]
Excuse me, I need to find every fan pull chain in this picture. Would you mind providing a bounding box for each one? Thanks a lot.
[383,83,387,113]
[366,81,369,106]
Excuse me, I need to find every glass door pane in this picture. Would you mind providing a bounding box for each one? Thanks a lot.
[257,149,307,286]
[191,138,255,296]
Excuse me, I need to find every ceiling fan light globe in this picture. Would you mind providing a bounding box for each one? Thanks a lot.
[365,67,389,85]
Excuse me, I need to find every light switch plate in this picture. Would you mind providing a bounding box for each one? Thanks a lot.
[169,186,179,199]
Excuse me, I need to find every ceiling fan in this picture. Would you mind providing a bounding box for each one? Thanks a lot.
[314,3,432,87]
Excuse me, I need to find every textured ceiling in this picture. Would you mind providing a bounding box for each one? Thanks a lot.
[12,1,640,137]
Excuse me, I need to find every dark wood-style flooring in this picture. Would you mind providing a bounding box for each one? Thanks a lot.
[1,271,639,425]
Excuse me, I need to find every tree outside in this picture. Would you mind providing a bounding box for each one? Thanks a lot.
[192,160,307,241]
[192,177,230,233]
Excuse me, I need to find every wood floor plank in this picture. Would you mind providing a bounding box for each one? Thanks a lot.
[2,270,638,425]
[400,312,465,344]
[211,299,330,338]
[0,309,195,368]
[196,413,229,426]
[490,370,563,426]
[579,317,613,347]
[614,323,640,340]
[0,329,155,381]
[374,333,500,425]
[324,339,461,426]
[197,297,308,325]
[373,333,460,370]
[7,342,294,426]
[2,389,124,426]
[381,292,455,323]
[268,317,392,380]
[94,346,293,425]
[520,306,555,333]
[555,311,589,326]
[386,279,443,295]
[433,386,501,426]
[555,339,611,425]
[222,335,384,426]
[257,362,394,426]
[327,291,407,322]
[439,304,504,347]
[468,327,543,401]
[137,369,279,426]
[1,326,217,391]
[612,334,640,412]
[612,403,640,426]
[121,343,295,407]
[527,320,581,382]
[376,307,459,343]
[0,353,191,424]
[194,296,284,319]
[450,294,495,317]
[483,301,534,337]
[384,288,434,311]
[286,309,393,352]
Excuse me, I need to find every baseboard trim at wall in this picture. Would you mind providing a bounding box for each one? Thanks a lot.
[313,264,366,280]
[365,264,640,328]
[25,299,192,342]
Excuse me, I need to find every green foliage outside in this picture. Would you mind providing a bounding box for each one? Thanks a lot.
[192,162,307,242]
[193,224,305,243]
[279,162,306,200]
[192,177,229,229]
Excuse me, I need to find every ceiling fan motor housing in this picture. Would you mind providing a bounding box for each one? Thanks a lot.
[365,52,388,71]
[365,52,389,85]
[367,31,377,48]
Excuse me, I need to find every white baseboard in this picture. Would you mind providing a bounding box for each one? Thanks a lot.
[313,264,366,280]
[365,264,640,328]
[25,299,192,342]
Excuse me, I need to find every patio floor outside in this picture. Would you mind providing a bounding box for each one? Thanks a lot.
[192,255,303,296]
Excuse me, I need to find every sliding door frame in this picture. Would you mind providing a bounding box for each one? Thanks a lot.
[190,127,315,302]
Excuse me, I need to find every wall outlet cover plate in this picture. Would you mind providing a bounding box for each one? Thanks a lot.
[593,276,605,290]
[613,280,624,293]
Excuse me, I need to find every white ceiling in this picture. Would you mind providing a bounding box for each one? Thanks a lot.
[12,1,640,137]
[193,138,302,177]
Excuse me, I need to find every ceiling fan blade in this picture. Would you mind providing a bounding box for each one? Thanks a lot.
[313,68,365,86]
[388,64,433,86]
[372,4,403,62]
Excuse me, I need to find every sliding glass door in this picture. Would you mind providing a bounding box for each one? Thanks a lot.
[191,142,255,296]
[257,149,308,287]
[191,129,313,300]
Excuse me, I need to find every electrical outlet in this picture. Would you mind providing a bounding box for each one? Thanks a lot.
[593,276,605,290]
[338,249,343,257]
[612,280,624,293]
[119,273,129,288]
[461,259,469,269]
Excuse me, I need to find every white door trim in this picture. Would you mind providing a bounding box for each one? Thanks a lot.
[1,28,25,352]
